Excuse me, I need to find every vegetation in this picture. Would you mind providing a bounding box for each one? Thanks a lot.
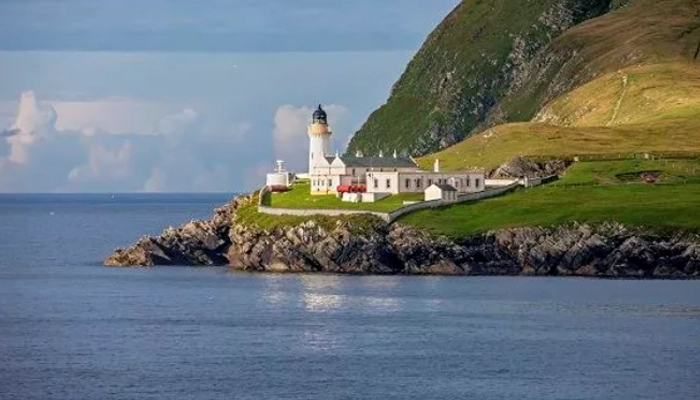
[347,0,612,156]
[401,159,700,237]
[265,181,423,212]
[348,0,700,157]
[416,117,700,172]
[552,159,700,186]
[235,191,382,234]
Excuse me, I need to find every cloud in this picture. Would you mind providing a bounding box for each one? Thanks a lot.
[272,104,349,172]
[3,91,57,164]
[67,141,133,184]
[155,108,200,135]
[52,100,179,135]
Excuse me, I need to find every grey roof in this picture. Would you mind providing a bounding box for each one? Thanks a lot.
[432,184,457,192]
[340,156,418,169]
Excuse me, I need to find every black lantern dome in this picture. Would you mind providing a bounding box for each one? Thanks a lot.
[312,104,327,124]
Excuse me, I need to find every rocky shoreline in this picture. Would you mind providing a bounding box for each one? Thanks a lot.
[105,194,700,278]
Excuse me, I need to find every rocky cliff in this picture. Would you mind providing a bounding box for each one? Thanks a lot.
[105,194,700,278]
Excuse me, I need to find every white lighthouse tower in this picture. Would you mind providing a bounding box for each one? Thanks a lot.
[308,105,332,175]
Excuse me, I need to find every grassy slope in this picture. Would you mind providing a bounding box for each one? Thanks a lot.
[348,0,700,157]
[400,159,700,237]
[498,0,700,122]
[418,62,700,171]
[346,0,611,156]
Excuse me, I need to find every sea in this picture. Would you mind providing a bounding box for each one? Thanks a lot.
[0,193,699,400]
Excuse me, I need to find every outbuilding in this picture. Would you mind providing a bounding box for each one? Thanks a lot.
[424,184,458,202]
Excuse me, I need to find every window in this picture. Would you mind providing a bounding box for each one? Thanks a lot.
[352,168,356,175]
[428,179,433,186]
[386,179,391,189]
[466,178,471,187]
[416,179,422,188]
[328,179,332,187]
[374,179,378,189]
[475,178,480,187]
[405,179,410,189]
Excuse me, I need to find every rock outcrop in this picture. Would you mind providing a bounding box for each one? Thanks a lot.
[105,195,700,278]
[489,157,570,179]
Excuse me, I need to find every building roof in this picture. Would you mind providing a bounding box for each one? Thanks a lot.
[340,156,418,169]
[430,184,458,192]
[312,105,327,124]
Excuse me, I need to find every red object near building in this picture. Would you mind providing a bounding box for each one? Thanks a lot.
[336,185,366,193]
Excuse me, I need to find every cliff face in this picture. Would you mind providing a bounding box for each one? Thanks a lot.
[105,195,700,278]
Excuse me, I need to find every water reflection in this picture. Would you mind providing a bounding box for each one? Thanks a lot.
[259,274,294,307]
[300,274,344,312]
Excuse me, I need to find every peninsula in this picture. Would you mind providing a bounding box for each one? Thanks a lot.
[106,0,700,277]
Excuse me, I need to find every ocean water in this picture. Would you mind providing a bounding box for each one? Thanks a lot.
[1,193,699,400]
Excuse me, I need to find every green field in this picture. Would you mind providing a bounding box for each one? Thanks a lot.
[400,159,700,237]
[235,191,382,233]
[553,159,700,186]
[265,181,423,212]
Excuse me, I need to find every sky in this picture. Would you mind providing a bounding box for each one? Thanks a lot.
[0,0,460,192]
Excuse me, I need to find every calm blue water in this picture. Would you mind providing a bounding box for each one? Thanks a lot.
[1,194,699,400]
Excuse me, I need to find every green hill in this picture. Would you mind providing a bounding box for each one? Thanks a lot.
[347,0,700,157]
[345,0,700,237]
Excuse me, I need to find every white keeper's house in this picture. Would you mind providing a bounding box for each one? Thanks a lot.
[268,105,486,202]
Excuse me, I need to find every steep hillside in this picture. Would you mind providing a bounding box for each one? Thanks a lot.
[419,63,700,171]
[347,0,700,157]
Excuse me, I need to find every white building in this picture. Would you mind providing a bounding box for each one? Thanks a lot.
[266,160,292,192]
[305,105,486,199]
[425,184,458,201]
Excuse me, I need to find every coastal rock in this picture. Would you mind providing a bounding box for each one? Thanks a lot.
[105,195,700,278]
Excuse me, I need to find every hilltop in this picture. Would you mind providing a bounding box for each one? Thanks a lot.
[347,0,700,157]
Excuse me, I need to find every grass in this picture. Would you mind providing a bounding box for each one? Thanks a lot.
[267,181,424,212]
[347,0,700,157]
[536,63,700,127]
[553,159,700,186]
[235,191,383,233]
[401,158,700,237]
[417,115,700,172]
[400,182,700,237]
[347,0,613,156]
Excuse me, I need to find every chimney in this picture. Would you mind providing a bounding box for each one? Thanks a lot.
[393,150,397,158]
[355,150,364,158]
[434,159,440,172]
[379,150,384,158]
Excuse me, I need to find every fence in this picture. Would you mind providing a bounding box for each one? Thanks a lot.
[526,152,700,163]
[386,183,520,222]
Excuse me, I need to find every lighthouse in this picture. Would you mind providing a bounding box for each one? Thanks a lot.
[308,105,332,175]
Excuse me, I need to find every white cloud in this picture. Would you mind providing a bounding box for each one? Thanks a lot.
[272,104,349,172]
[5,91,57,164]
[52,99,178,135]
[67,141,133,183]
[155,107,200,135]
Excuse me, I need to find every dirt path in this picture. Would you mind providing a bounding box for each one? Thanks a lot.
[608,74,629,126]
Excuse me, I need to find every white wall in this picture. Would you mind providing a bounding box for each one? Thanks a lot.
[366,172,400,194]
